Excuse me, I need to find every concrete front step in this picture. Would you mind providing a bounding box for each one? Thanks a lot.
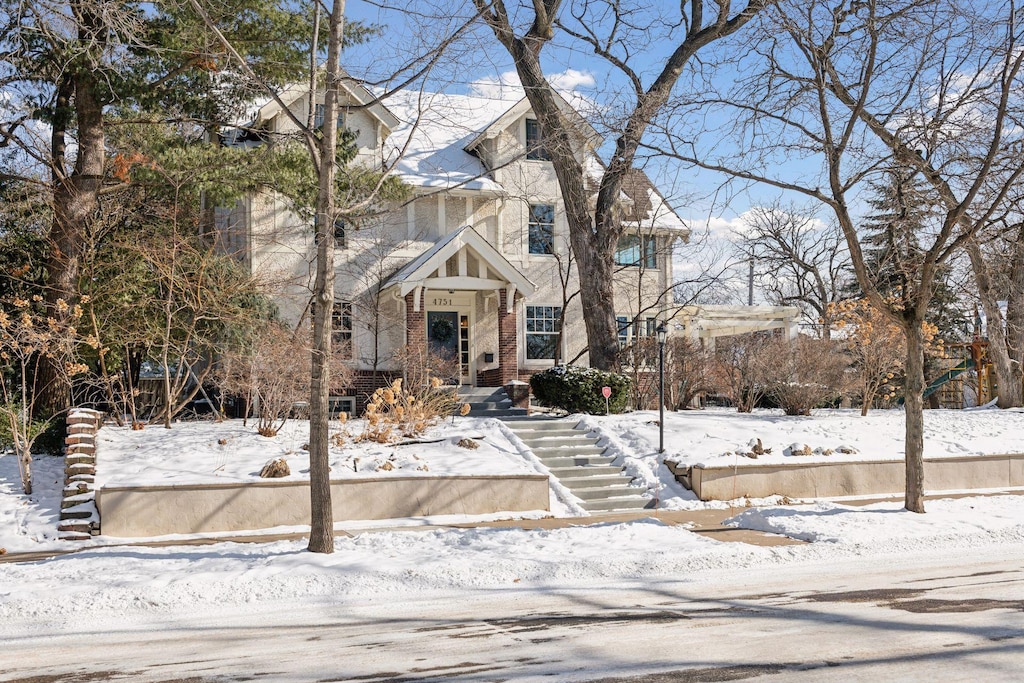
[468,401,512,410]
[517,429,588,440]
[583,496,652,512]
[502,418,581,431]
[557,474,631,488]
[57,520,98,535]
[519,436,599,449]
[467,407,527,418]
[536,455,616,468]
[573,485,637,501]
[503,416,653,514]
[528,446,606,456]
[546,464,623,477]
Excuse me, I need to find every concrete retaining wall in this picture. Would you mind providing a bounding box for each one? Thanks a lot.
[97,474,550,537]
[667,453,1024,501]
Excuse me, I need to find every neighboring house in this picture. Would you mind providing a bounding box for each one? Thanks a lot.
[215,79,691,411]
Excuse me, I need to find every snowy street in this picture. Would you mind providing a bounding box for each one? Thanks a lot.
[5,540,1023,682]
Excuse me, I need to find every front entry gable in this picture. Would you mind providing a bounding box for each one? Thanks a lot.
[384,225,535,310]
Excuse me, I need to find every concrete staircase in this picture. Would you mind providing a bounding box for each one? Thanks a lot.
[504,417,650,513]
[458,386,527,418]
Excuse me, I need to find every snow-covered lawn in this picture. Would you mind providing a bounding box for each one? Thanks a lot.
[95,417,536,487]
[2,405,1024,557]
[582,407,1024,501]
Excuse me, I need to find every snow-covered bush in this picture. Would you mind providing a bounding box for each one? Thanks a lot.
[530,365,631,414]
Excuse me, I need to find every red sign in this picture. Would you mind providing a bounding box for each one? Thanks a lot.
[601,386,612,398]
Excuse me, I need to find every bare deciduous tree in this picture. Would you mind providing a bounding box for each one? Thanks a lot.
[739,203,851,339]
[654,0,1024,512]
[469,0,773,370]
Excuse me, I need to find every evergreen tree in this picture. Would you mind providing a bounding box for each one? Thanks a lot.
[850,167,970,341]
[0,0,375,414]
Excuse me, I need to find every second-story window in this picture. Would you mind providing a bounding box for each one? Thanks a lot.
[313,215,347,249]
[314,104,345,132]
[525,118,550,161]
[528,204,554,255]
[333,218,346,248]
[615,234,658,268]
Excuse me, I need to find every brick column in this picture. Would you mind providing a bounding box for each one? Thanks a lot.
[405,291,426,355]
[498,289,518,385]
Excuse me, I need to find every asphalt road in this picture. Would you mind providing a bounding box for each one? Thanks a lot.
[6,546,1024,683]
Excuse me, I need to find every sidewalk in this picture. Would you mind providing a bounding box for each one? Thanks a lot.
[4,489,1018,564]
[0,506,798,565]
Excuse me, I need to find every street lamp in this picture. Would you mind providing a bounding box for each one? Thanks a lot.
[656,322,667,454]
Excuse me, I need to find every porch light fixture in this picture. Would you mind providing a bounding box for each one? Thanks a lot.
[656,322,667,454]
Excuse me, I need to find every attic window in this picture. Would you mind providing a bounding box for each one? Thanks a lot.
[525,119,550,161]
[314,104,345,131]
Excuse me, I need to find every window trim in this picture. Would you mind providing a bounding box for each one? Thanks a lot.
[614,234,658,268]
[525,304,563,360]
[314,104,346,132]
[525,118,551,161]
[528,203,555,255]
[331,301,353,359]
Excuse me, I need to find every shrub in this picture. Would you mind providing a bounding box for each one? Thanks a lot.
[530,365,631,414]
[764,336,848,416]
[360,377,469,443]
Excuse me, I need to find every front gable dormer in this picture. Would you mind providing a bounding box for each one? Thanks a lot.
[252,72,400,157]
[463,94,601,173]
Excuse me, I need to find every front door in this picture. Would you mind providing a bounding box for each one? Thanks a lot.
[427,310,470,385]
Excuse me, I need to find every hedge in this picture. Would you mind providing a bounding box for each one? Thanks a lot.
[529,365,631,414]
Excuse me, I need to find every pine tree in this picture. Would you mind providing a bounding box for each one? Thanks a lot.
[851,168,969,341]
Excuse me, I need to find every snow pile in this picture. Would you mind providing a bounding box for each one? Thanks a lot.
[0,452,72,552]
[726,495,1024,544]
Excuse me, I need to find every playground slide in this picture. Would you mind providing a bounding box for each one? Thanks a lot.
[896,356,976,405]
[922,357,976,399]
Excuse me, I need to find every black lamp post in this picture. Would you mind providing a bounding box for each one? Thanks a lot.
[657,322,667,454]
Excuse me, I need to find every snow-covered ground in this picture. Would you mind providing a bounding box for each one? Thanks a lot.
[3,406,1024,631]
[587,406,1024,468]
[95,417,535,487]
[2,495,1024,631]
[4,407,1024,552]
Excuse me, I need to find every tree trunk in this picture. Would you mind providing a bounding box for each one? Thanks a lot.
[966,239,1023,408]
[307,0,345,555]
[37,66,105,416]
[903,321,927,513]
[1004,232,1024,405]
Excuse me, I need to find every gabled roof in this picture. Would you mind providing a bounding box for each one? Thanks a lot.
[463,93,602,154]
[383,225,535,297]
[254,71,400,131]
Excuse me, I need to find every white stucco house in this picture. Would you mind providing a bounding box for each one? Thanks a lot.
[213,77,796,411]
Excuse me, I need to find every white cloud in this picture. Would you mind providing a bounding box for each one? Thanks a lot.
[467,68,597,105]
[548,68,596,92]
[467,70,524,100]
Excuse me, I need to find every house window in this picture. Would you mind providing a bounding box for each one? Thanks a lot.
[314,104,345,131]
[615,234,658,268]
[313,215,347,248]
[331,301,352,359]
[617,316,630,348]
[333,218,346,248]
[617,315,659,347]
[528,204,554,255]
[525,118,550,161]
[526,305,562,360]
